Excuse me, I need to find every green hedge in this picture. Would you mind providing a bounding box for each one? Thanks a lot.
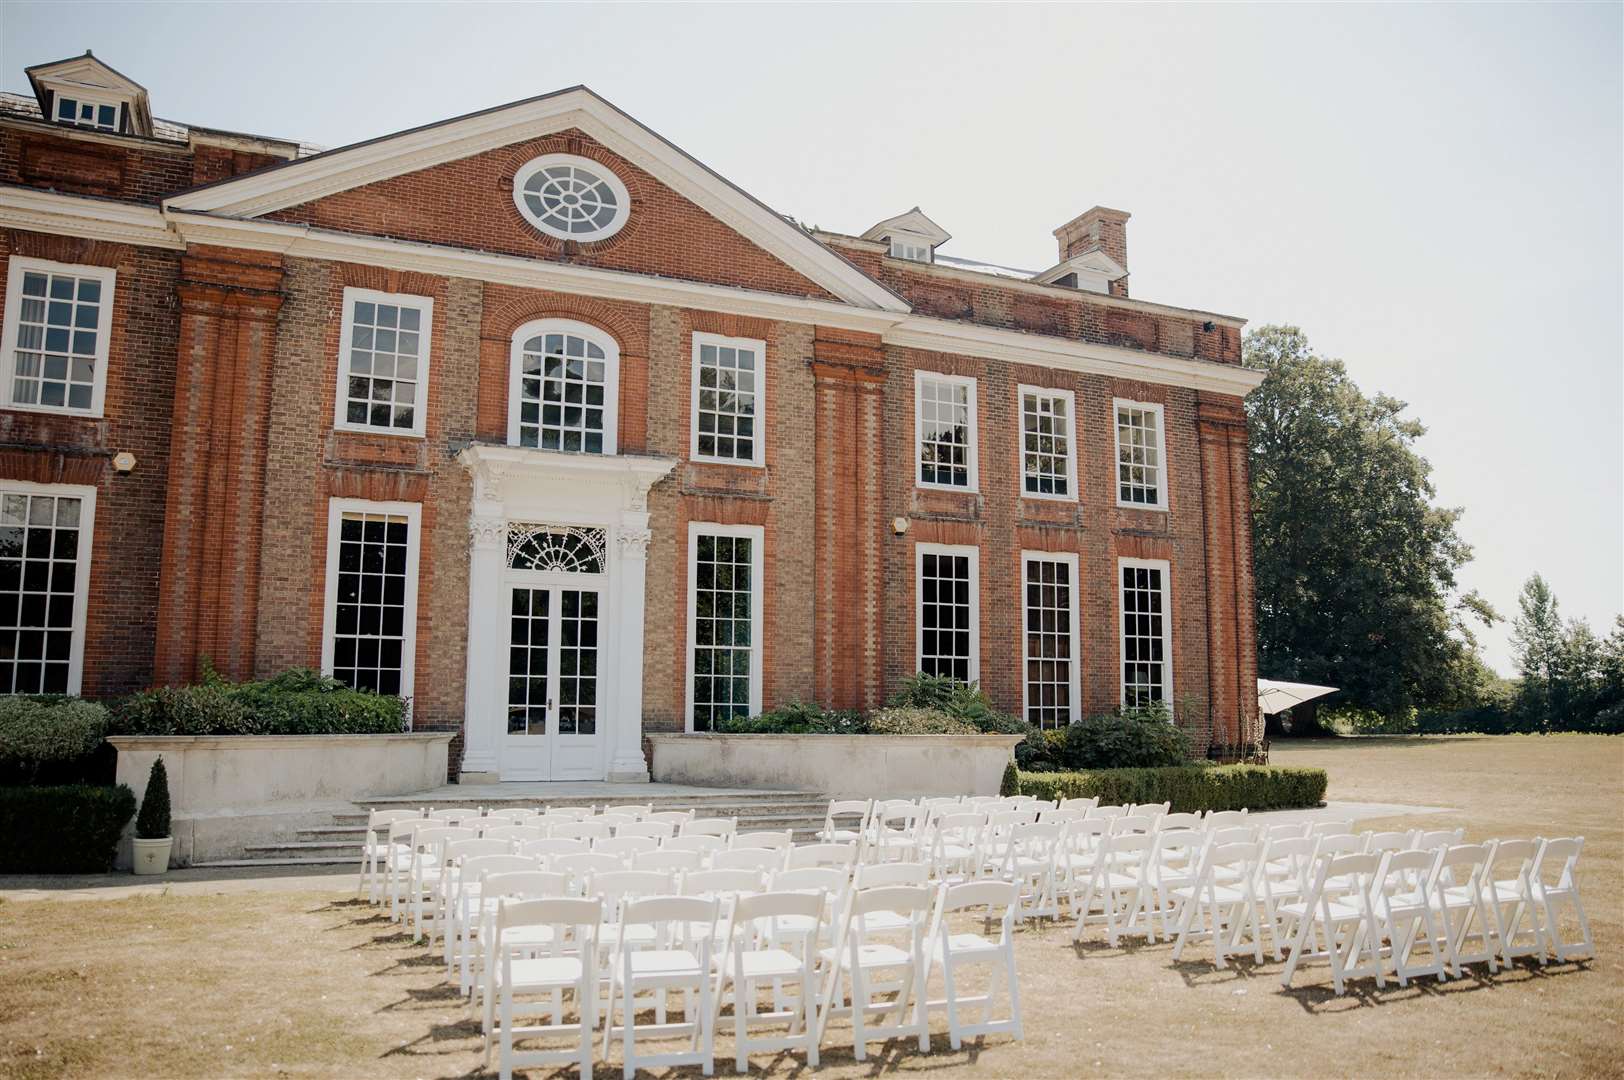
[110,669,406,736]
[0,697,111,784]
[1016,764,1328,812]
[0,784,136,873]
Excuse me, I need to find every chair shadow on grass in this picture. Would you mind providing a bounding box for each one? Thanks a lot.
[1273,955,1587,1014]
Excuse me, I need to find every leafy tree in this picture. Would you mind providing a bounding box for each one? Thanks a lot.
[1245,326,1496,724]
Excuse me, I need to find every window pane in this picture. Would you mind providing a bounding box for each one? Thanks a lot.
[919,548,975,682]
[690,531,756,730]
[0,492,82,695]
[1024,558,1075,728]
[9,268,103,412]
[343,297,424,432]
[693,339,760,463]
[1121,564,1168,706]
[918,376,972,487]
[517,332,611,453]
[1117,405,1164,506]
[329,511,411,701]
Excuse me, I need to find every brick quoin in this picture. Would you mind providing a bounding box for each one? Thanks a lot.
[0,69,1260,766]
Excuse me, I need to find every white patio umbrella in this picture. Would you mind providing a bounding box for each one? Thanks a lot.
[1257,678,1338,716]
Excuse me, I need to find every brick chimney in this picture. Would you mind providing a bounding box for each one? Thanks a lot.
[1053,206,1130,293]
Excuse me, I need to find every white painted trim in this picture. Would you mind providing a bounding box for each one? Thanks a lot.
[162,88,908,313]
[0,187,184,249]
[506,318,620,454]
[320,498,423,719]
[915,541,980,685]
[0,256,116,418]
[332,287,433,439]
[0,479,96,696]
[1111,398,1170,511]
[512,153,632,242]
[689,331,767,468]
[1016,384,1078,503]
[683,521,765,732]
[38,83,126,132]
[1021,550,1082,728]
[1117,556,1173,709]
[914,370,979,493]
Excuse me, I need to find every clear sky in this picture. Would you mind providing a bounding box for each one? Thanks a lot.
[3,2,1619,673]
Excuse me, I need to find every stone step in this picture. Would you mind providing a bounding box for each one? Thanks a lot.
[243,840,362,855]
[353,790,825,811]
[188,856,355,869]
[334,800,831,826]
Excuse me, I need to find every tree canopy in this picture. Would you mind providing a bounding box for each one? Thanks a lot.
[1245,326,1495,717]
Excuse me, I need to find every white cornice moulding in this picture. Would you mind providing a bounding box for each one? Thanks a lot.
[0,187,184,249]
[162,89,907,315]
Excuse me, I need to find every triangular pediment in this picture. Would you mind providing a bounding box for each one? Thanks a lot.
[165,87,906,313]
[861,208,951,248]
[26,51,153,135]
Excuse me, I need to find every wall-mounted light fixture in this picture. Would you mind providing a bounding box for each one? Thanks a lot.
[112,451,137,474]
[891,516,909,536]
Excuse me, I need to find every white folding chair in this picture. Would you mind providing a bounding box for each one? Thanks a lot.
[617,820,675,841]
[1059,796,1099,815]
[646,809,696,831]
[1070,832,1156,946]
[541,806,594,825]
[635,848,705,875]
[445,850,530,966]
[1415,828,1466,850]
[596,835,659,861]
[1481,839,1545,967]
[929,811,987,884]
[1529,837,1593,963]
[1309,819,1356,838]
[1086,804,1128,821]
[1431,843,1499,976]
[1202,809,1249,831]
[595,869,677,958]
[684,867,767,901]
[1370,849,1448,986]
[818,799,872,844]
[480,824,546,846]
[429,807,480,824]
[997,822,1063,921]
[487,896,601,1080]
[1170,840,1264,969]
[465,868,572,998]
[356,808,421,902]
[603,895,718,1079]
[552,851,625,893]
[601,803,654,821]
[1263,821,1310,843]
[408,826,476,937]
[1364,830,1417,855]
[667,834,727,865]
[1054,818,1109,917]
[1144,828,1205,939]
[1131,801,1171,819]
[519,836,589,865]
[815,884,934,1062]
[380,817,435,919]
[925,879,1023,1050]
[552,820,613,844]
[684,817,738,839]
[1278,853,1385,995]
[734,830,794,852]
[783,842,857,873]
[868,805,928,864]
[718,890,825,1072]
[1157,812,1204,833]
[1257,835,1318,959]
[484,807,540,826]
[713,848,783,874]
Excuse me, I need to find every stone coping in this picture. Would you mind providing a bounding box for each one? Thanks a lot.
[646,733,1024,745]
[108,732,454,750]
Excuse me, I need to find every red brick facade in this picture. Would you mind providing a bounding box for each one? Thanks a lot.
[0,68,1261,771]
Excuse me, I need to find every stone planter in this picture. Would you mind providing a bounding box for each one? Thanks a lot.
[108,732,454,867]
[646,733,1024,798]
[131,836,172,875]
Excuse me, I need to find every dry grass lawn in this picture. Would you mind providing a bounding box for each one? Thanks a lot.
[1,735,1621,1079]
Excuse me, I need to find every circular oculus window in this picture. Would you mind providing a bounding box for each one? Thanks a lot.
[513,154,631,242]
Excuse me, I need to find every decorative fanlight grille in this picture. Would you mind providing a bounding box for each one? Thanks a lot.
[506,524,607,573]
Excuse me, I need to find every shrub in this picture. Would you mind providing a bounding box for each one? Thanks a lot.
[889,673,1031,735]
[1015,764,1328,812]
[1062,705,1194,769]
[716,702,868,734]
[0,697,110,782]
[110,668,406,737]
[135,757,171,840]
[999,759,1020,797]
[867,707,978,736]
[1015,728,1068,772]
[0,784,136,873]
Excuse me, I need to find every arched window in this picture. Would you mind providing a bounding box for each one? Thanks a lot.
[507,319,620,454]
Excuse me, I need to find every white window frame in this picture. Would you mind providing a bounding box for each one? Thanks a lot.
[914,370,979,492]
[1117,556,1173,708]
[689,331,767,468]
[1017,384,1078,502]
[320,498,422,714]
[512,153,633,243]
[1113,398,1170,511]
[684,521,765,732]
[0,257,116,418]
[0,480,96,696]
[888,236,933,263]
[507,318,621,455]
[915,541,980,684]
[46,86,124,132]
[1022,550,1081,728]
[332,287,433,438]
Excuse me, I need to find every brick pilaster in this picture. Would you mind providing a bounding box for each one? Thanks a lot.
[1195,394,1258,745]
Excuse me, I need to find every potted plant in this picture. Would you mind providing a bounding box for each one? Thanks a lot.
[131,757,172,875]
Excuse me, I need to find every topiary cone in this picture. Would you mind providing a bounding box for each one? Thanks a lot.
[135,756,171,840]
[999,758,1020,797]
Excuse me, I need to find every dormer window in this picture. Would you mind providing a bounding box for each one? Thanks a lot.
[53,95,121,132]
[863,208,951,266]
[888,237,933,263]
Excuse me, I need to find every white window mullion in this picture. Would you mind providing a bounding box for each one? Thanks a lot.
[685,522,764,731]
[916,542,980,684]
[321,499,421,711]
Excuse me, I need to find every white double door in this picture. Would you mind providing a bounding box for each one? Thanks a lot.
[502,576,604,781]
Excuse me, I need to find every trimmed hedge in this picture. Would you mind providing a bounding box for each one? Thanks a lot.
[0,784,136,873]
[110,668,406,736]
[1016,764,1328,813]
[715,702,867,735]
[867,708,978,736]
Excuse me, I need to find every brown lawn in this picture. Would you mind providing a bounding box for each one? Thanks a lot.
[1,734,1621,1079]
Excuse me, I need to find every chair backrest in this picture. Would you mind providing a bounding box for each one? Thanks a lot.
[1203,840,1260,886]
[541,806,594,823]
[1434,843,1491,890]
[552,820,613,842]
[1414,828,1466,850]
[876,805,928,832]
[1260,835,1316,872]
[1087,804,1128,820]
[552,851,625,885]
[417,826,476,855]
[1131,801,1171,818]
[938,878,1019,918]
[1375,849,1439,894]
[1531,837,1583,890]
[595,870,677,917]
[1109,814,1153,836]
[771,865,847,895]
[1062,817,1109,850]
[1364,831,1415,855]
[1264,822,1311,842]
[934,811,986,839]
[645,810,694,829]
[1038,806,1087,825]
[1158,812,1203,833]
[1202,809,1249,830]
[987,809,1037,832]
[519,836,588,861]
[1151,828,1204,865]
[875,798,917,815]
[1006,821,1064,862]
[484,808,539,825]
[712,848,782,873]
[482,868,573,903]
[601,803,653,820]
[732,888,826,933]
[1208,825,1258,847]
[784,842,856,870]
[854,861,928,888]
[666,834,725,858]
[633,849,703,874]
[1487,838,1540,882]
[596,813,640,830]
[496,896,601,942]
[621,894,720,945]
[919,796,962,812]
[461,853,533,888]
[480,824,546,844]
[445,838,515,866]
[595,835,658,858]
[1100,831,1156,865]
[1059,796,1100,813]
[823,799,871,833]
[683,816,738,837]
[733,829,793,851]
[368,808,423,833]
[615,820,675,841]
[682,868,765,898]
[1310,820,1355,838]
[1313,834,1365,858]
[849,883,936,919]
[1315,852,1381,897]
[428,807,479,824]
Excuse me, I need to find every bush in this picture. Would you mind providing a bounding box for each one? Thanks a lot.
[1015,764,1328,812]
[110,668,406,737]
[888,674,1030,735]
[1062,705,1194,769]
[135,757,171,840]
[1015,728,1068,771]
[715,702,868,735]
[0,784,136,872]
[866,708,978,736]
[0,697,109,782]
[999,759,1020,797]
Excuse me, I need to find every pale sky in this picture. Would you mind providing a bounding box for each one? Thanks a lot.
[4,3,1620,674]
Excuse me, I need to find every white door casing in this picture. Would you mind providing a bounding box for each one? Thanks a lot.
[459,444,676,782]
